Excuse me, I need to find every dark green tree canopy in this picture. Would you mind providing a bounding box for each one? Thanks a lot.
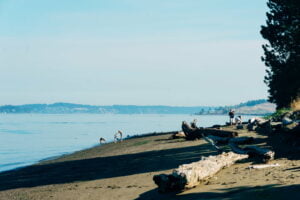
[261,0,300,109]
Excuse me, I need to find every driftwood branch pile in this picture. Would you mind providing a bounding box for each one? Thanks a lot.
[154,120,276,192]
[247,111,300,135]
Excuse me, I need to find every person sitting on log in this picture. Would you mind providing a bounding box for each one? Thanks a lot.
[235,115,242,124]
[190,119,198,129]
[114,130,123,143]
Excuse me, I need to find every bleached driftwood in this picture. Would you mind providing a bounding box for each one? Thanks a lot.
[228,143,275,163]
[201,134,222,152]
[171,131,186,139]
[153,152,248,192]
[247,163,280,169]
[206,136,254,145]
[206,135,229,144]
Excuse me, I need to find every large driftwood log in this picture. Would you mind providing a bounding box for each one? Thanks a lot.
[181,121,197,135]
[202,128,238,138]
[206,136,254,145]
[153,152,248,192]
[181,121,238,140]
[245,146,275,162]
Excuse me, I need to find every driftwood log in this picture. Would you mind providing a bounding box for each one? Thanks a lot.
[201,134,222,152]
[204,134,274,163]
[153,152,248,192]
[247,163,280,169]
[181,121,238,140]
[154,121,275,193]
[228,143,275,163]
[202,128,238,138]
[206,136,254,145]
[171,131,186,139]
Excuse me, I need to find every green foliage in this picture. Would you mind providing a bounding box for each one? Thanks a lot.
[261,0,300,109]
[264,108,291,120]
[236,99,267,107]
[195,99,269,115]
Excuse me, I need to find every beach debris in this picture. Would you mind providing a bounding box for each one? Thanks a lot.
[171,131,186,139]
[181,121,238,140]
[247,163,280,169]
[181,120,274,163]
[205,135,254,145]
[228,143,275,163]
[201,134,222,152]
[99,137,106,144]
[282,117,293,125]
[211,124,222,129]
[153,152,248,192]
[201,128,238,138]
[114,130,123,143]
[229,136,254,145]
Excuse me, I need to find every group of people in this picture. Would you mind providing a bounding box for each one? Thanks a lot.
[228,109,242,125]
[99,130,123,144]
[99,111,239,144]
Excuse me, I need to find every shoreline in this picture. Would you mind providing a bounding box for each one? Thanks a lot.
[1,126,300,200]
[0,130,180,174]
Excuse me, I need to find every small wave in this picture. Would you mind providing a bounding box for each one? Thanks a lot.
[0,162,25,168]
[0,129,33,134]
[50,122,106,125]
[50,122,73,124]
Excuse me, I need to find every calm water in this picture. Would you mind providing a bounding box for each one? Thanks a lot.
[0,114,242,172]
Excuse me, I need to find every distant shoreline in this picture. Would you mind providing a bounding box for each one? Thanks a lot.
[0,99,275,115]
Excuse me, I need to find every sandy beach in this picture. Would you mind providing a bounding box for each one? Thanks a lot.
[0,127,300,200]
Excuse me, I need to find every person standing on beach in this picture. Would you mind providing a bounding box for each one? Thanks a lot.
[114,130,123,143]
[229,109,235,125]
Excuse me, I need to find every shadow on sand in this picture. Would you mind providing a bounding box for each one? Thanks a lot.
[0,143,218,191]
[135,184,300,200]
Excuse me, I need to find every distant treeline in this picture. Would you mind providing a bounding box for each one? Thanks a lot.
[195,99,269,115]
[0,103,210,114]
[0,100,271,115]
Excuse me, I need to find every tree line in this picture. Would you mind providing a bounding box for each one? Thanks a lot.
[261,0,300,109]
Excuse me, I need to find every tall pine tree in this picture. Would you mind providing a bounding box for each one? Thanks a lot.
[261,0,300,109]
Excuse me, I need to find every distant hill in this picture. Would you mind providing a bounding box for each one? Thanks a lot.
[0,100,275,115]
[0,103,210,114]
[195,99,276,115]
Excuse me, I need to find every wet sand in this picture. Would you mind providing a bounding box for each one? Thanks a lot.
[0,127,300,200]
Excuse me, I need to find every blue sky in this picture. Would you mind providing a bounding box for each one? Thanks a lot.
[0,0,269,106]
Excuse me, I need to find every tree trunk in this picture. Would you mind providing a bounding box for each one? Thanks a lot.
[153,152,248,192]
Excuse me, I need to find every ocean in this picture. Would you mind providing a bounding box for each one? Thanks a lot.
[0,114,247,172]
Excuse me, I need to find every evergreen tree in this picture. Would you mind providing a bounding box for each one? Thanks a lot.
[261,0,300,109]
